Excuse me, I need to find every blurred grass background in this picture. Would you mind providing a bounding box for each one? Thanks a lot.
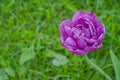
[0,0,120,80]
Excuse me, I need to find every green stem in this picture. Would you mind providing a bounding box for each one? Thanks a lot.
[85,55,112,80]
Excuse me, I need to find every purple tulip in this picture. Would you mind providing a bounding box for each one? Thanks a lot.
[60,11,105,56]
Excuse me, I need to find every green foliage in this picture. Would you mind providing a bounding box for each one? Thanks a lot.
[0,0,120,80]
[52,54,68,67]
[110,50,120,80]
[19,47,35,65]
[5,68,15,77]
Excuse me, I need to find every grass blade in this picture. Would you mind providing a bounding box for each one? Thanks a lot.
[85,55,112,80]
[110,50,120,80]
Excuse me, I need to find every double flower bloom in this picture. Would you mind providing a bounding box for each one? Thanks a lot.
[60,11,105,55]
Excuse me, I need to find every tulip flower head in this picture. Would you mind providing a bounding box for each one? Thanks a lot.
[60,11,105,56]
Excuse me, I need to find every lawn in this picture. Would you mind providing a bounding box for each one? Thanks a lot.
[0,0,120,80]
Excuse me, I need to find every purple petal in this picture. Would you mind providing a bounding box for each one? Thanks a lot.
[73,18,86,28]
[62,42,75,49]
[73,36,87,49]
[68,49,86,55]
[97,25,104,34]
[96,24,105,39]
[73,17,96,38]
[85,19,96,36]
[87,12,100,27]
[72,11,86,23]
[64,26,71,35]
[64,37,76,47]
[84,38,96,46]
[93,42,103,49]
[81,27,91,38]
[60,20,73,28]
[70,27,81,37]
[72,11,100,29]
[84,46,97,53]
[60,20,73,41]
[98,33,105,41]
[97,44,102,48]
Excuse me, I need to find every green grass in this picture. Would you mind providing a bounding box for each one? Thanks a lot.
[0,0,120,80]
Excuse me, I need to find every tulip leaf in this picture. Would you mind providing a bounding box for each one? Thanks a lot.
[52,54,68,66]
[110,50,120,80]
[0,69,9,80]
[19,47,35,65]
[5,68,15,77]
